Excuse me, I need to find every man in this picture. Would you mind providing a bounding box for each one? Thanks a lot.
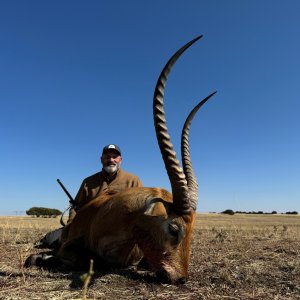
[68,144,142,222]
[39,144,142,248]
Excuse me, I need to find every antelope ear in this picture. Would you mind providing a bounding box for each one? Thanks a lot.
[144,198,168,217]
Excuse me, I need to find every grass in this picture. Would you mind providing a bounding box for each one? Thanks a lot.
[0,214,300,299]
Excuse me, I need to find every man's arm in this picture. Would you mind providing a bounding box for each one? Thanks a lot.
[68,180,87,223]
[132,176,143,188]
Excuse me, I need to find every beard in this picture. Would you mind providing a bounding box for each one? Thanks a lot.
[103,162,120,174]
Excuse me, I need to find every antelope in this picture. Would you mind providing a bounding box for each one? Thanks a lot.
[26,35,216,284]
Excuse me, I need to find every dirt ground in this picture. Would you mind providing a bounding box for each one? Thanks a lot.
[0,214,300,300]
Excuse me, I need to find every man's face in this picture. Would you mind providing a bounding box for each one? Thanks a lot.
[101,150,122,174]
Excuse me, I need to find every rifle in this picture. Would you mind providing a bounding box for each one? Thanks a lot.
[57,179,76,206]
[57,179,77,226]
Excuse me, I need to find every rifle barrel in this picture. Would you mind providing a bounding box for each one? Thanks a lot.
[57,179,75,203]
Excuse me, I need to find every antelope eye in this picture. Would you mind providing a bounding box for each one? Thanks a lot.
[168,223,180,237]
[168,222,185,243]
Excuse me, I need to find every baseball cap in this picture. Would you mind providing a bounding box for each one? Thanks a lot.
[102,144,121,155]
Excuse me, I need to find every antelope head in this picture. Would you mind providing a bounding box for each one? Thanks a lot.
[135,36,216,283]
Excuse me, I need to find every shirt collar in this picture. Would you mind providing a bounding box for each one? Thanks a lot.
[101,168,120,183]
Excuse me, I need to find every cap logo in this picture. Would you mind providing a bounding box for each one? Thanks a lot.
[108,145,116,149]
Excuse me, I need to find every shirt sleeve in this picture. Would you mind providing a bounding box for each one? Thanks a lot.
[67,180,87,222]
[74,180,88,207]
[133,176,143,188]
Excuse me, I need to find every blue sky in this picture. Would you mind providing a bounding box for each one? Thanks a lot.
[1,1,299,215]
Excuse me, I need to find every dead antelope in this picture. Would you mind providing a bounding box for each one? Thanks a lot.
[26,35,216,284]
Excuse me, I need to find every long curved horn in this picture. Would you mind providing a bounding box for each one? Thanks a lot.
[181,92,216,211]
[153,35,203,215]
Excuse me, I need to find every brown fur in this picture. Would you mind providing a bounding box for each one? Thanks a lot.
[58,187,195,282]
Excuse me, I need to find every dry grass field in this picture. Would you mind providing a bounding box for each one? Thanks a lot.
[0,213,300,299]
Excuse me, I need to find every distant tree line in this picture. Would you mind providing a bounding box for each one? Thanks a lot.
[221,209,298,215]
[26,207,62,217]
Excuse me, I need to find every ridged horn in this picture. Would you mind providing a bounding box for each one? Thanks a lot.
[153,35,203,215]
[181,92,216,211]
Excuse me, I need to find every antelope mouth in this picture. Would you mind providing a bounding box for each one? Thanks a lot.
[155,265,187,284]
[147,258,187,284]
